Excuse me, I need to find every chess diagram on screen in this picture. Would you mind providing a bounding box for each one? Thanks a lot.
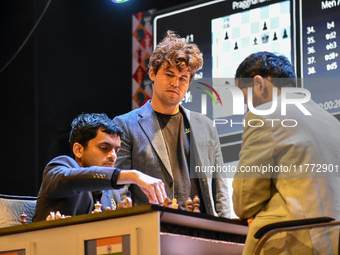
[211,1,292,119]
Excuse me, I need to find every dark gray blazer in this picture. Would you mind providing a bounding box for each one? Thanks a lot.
[33,156,122,222]
[114,100,231,217]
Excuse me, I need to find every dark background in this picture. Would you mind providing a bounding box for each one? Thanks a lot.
[0,0,194,196]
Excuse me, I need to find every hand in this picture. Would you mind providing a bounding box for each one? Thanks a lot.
[117,170,167,204]
[134,171,167,204]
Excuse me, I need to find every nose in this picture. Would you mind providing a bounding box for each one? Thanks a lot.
[170,76,180,87]
[107,149,117,162]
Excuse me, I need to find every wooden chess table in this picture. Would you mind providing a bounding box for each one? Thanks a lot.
[0,204,248,255]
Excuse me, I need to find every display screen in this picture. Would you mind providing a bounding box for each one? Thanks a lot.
[300,0,340,115]
[211,0,292,126]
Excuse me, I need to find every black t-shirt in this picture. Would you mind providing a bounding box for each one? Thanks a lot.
[155,110,205,213]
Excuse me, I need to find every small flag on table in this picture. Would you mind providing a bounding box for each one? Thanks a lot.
[85,235,130,255]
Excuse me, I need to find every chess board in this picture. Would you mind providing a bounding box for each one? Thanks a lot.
[210,0,292,119]
[212,0,292,79]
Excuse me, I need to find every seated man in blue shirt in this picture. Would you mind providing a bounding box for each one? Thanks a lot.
[33,113,167,222]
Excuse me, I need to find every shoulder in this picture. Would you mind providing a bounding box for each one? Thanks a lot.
[46,155,79,169]
[114,108,139,123]
[114,100,152,124]
[243,111,271,133]
[241,112,276,152]
[181,107,218,140]
[181,106,213,125]
[188,110,215,132]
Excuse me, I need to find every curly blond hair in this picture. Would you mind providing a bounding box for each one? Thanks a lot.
[149,30,203,78]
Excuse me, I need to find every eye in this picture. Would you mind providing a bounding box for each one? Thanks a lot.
[99,146,109,152]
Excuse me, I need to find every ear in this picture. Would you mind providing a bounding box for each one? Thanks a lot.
[73,143,84,160]
[149,68,156,81]
[253,75,266,95]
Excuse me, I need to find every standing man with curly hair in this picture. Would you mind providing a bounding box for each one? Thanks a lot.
[114,31,231,217]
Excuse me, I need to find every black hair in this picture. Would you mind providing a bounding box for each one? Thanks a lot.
[235,51,296,88]
[69,113,123,157]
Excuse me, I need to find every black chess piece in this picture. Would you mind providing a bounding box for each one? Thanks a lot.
[273,32,278,41]
[224,31,229,40]
[253,37,258,45]
[263,21,267,30]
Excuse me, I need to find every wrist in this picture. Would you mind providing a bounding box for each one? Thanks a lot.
[111,168,124,189]
[117,170,139,185]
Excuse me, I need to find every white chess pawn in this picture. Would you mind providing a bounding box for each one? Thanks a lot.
[171,198,178,209]
[92,201,102,213]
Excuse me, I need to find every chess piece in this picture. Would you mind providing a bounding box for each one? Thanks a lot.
[55,211,62,219]
[263,21,267,30]
[283,29,288,38]
[224,32,229,40]
[223,18,230,28]
[273,32,278,41]
[171,198,178,209]
[92,201,102,213]
[46,211,55,221]
[193,196,200,213]
[234,42,238,50]
[46,211,69,220]
[164,197,172,208]
[262,33,269,43]
[186,197,193,212]
[253,37,258,45]
[117,197,133,209]
[125,197,133,208]
[118,203,126,209]
[20,212,27,225]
